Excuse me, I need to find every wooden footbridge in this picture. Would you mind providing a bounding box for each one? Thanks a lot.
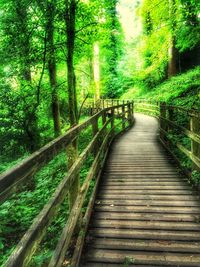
[1,100,200,266]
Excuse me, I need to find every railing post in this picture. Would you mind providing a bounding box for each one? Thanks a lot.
[128,101,134,126]
[190,114,200,171]
[117,100,119,116]
[102,99,105,109]
[168,106,174,132]
[122,101,125,130]
[67,139,79,211]
[102,109,107,125]
[110,108,115,136]
[160,102,167,141]
[107,100,109,108]
[92,117,99,156]
[132,101,134,118]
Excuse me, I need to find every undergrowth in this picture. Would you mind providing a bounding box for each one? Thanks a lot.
[0,114,124,266]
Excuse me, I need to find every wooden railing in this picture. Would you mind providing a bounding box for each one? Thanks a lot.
[159,103,200,172]
[88,98,200,172]
[124,98,200,172]
[0,101,134,267]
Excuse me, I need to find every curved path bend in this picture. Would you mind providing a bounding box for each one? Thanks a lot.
[81,114,200,267]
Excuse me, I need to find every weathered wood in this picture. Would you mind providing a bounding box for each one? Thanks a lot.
[0,103,132,204]
[67,136,112,267]
[190,115,200,171]
[92,219,200,231]
[160,115,200,145]
[0,111,103,203]
[160,102,167,141]
[48,126,112,267]
[89,238,200,253]
[177,142,200,170]
[81,114,200,267]
[67,139,79,210]
[88,228,200,241]
[122,103,125,130]
[4,118,112,267]
[84,249,200,266]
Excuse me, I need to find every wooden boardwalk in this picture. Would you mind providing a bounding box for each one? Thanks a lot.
[80,114,200,266]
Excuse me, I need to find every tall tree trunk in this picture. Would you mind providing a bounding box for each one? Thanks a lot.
[168,0,177,78]
[65,0,79,211]
[47,1,61,137]
[93,42,100,103]
[168,38,177,77]
[16,1,40,151]
[66,0,78,126]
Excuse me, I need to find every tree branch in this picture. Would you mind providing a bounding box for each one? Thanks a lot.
[75,22,98,34]
[78,93,89,121]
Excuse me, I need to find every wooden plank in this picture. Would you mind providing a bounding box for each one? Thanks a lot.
[94,199,200,207]
[88,228,200,241]
[94,204,200,214]
[92,219,200,231]
[89,238,200,253]
[99,185,190,190]
[97,194,200,201]
[84,249,200,266]
[98,190,194,195]
[93,212,200,222]
[102,180,188,185]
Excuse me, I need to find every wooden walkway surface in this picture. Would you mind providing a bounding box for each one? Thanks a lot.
[80,114,200,266]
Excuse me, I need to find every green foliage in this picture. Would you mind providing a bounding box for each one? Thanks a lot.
[121,67,200,109]
[123,256,135,266]
[176,0,200,52]
[191,170,200,186]
[0,150,67,265]
[101,0,125,98]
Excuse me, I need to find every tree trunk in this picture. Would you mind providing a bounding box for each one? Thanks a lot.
[93,42,100,103]
[168,37,177,78]
[65,0,79,211]
[47,1,61,137]
[16,1,40,152]
[168,0,177,78]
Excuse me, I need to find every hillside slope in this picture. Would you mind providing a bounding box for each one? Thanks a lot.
[121,67,200,109]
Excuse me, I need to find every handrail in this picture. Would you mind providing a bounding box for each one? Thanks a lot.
[3,101,134,267]
[159,102,200,171]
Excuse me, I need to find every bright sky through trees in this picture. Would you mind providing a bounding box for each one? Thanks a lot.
[117,0,142,41]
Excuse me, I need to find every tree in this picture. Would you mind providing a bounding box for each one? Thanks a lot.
[102,0,123,98]
[46,0,61,137]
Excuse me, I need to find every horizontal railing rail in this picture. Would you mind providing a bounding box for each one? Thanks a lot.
[2,101,134,267]
[159,102,200,171]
